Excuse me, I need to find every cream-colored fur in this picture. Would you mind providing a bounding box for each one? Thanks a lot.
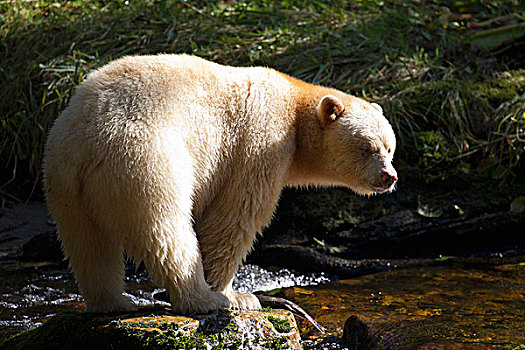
[43,54,397,314]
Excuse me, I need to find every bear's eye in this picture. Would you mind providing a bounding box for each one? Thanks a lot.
[387,148,391,153]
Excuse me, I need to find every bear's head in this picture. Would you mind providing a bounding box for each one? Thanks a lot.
[317,94,397,196]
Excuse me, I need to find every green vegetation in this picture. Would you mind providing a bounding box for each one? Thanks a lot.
[268,315,293,333]
[1,0,524,200]
[107,318,245,349]
[267,335,290,350]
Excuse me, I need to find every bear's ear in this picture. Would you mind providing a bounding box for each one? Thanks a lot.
[317,95,345,128]
[371,102,383,113]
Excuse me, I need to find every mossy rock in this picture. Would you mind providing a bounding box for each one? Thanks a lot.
[0,309,302,350]
[0,312,106,350]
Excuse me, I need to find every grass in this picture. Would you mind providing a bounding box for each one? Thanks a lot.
[1,0,524,200]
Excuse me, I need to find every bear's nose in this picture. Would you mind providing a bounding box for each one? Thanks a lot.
[380,169,398,187]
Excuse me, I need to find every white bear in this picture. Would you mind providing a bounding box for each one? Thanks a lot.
[43,54,397,314]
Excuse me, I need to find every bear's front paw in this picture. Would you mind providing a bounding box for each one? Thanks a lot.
[226,291,262,310]
[171,290,229,314]
[86,294,137,313]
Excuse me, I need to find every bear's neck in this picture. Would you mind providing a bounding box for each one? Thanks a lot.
[284,75,338,187]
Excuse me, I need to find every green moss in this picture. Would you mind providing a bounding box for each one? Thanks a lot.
[157,321,179,331]
[107,319,244,350]
[267,335,290,350]
[268,316,292,333]
[467,71,525,105]
[407,130,456,168]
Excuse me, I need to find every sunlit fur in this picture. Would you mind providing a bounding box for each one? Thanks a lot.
[43,54,396,314]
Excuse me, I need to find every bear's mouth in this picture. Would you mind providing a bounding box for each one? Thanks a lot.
[371,183,396,194]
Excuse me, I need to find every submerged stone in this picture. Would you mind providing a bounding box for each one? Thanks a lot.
[280,258,525,349]
[1,309,302,350]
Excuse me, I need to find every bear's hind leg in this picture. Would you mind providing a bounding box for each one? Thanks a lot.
[57,211,134,313]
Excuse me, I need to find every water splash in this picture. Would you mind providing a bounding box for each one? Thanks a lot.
[233,264,331,293]
[303,339,350,350]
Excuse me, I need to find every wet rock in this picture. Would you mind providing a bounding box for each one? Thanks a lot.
[278,257,525,349]
[1,308,302,350]
[332,210,525,259]
[248,244,442,278]
[0,202,55,259]
[20,231,62,262]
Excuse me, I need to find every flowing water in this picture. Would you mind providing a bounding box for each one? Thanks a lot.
[4,258,523,349]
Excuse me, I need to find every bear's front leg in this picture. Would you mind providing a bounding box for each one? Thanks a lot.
[195,206,263,310]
